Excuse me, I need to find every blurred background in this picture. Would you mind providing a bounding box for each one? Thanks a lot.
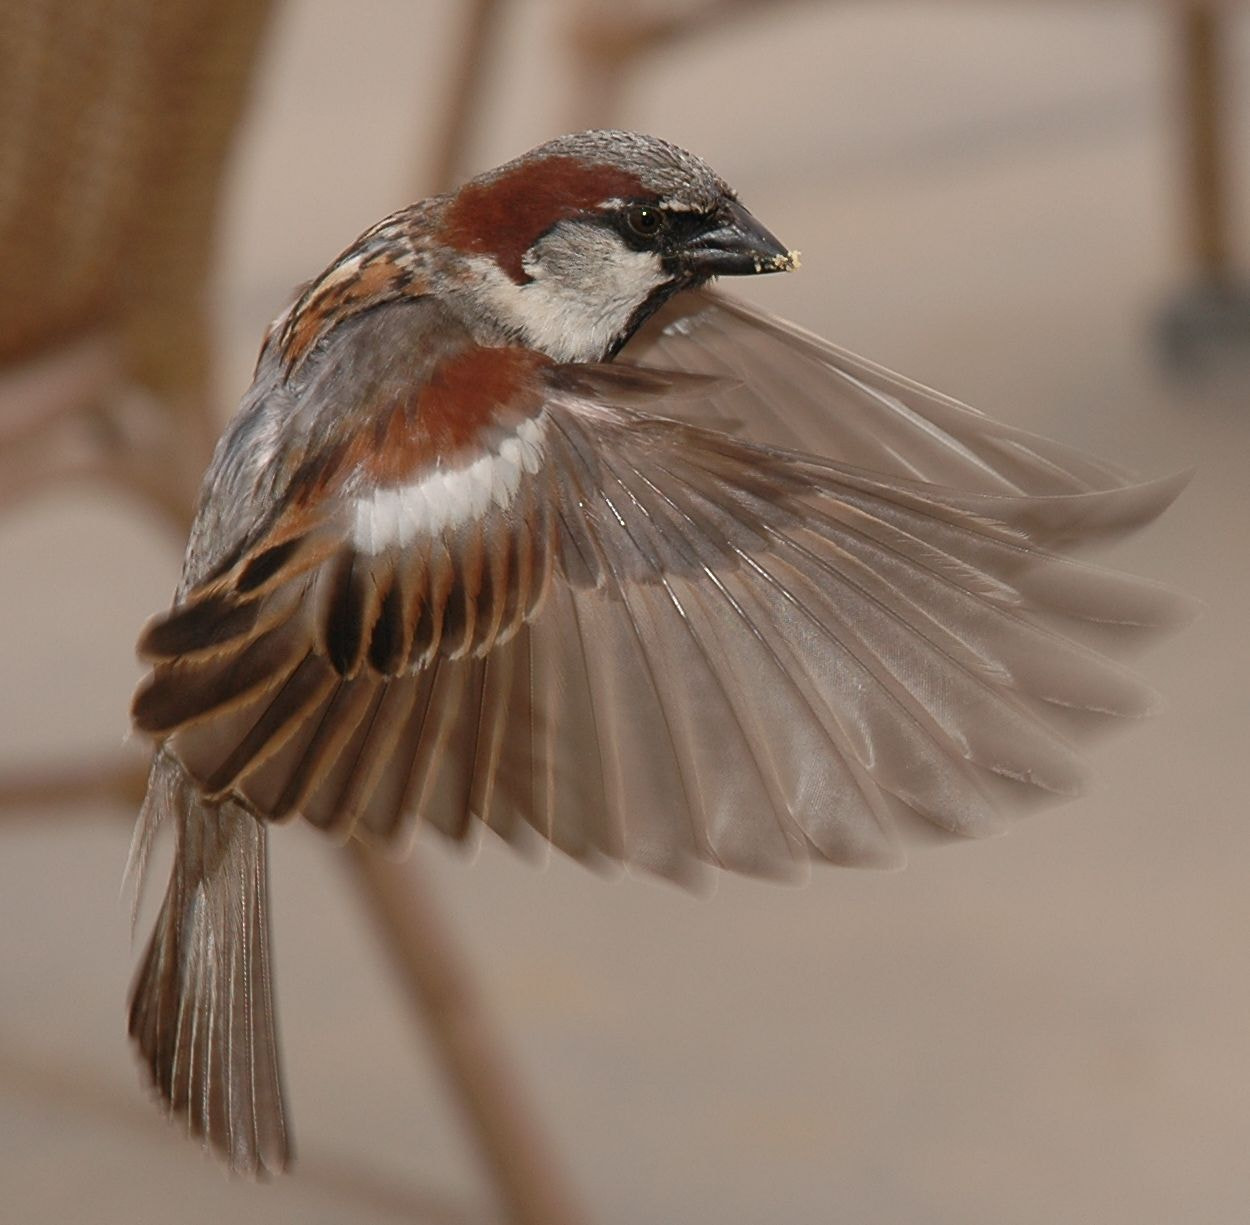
[2,2,1248,1223]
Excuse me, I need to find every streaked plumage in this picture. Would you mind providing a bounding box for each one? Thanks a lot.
[127,130,1189,1174]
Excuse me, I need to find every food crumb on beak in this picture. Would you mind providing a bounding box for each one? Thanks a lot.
[754,250,801,273]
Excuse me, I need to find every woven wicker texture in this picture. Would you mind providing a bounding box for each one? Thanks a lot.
[0,0,273,401]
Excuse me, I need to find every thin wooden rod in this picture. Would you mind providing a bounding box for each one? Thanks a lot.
[344,843,591,1225]
[1178,5,1231,281]
[423,0,505,193]
[0,755,149,817]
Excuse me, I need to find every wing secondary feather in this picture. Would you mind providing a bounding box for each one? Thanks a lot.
[132,340,1189,881]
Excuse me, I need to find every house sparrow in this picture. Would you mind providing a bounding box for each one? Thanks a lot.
[127,129,1189,1175]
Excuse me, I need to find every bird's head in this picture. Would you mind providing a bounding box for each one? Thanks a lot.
[439,130,797,363]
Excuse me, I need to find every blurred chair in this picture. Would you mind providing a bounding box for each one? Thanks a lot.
[0,6,587,1223]
[1158,4,1250,367]
[1,0,1239,1217]
[561,0,1243,309]
[446,0,1249,369]
[0,0,272,532]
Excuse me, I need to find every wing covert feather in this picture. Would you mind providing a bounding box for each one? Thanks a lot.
[626,289,1168,512]
[133,329,1189,882]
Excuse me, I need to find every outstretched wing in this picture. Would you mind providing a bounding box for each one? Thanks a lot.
[132,341,1189,884]
[627,290,1150,508]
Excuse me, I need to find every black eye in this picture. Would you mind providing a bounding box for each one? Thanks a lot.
[624,205,666,240]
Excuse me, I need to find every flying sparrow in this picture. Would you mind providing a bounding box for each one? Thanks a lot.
[127,129,1189,1174]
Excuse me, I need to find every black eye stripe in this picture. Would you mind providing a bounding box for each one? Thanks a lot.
[609,202,713,251]
[626,205,664,236]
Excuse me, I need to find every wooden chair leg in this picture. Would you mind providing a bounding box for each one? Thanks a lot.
[0,755,150,819]
[420,0,508,194]
[3,7,584,1211]
[1179,4,1229,284]
[344,844,591,1225]
[1157,4,1250,369]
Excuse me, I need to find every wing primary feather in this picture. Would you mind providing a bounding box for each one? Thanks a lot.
[359,666,443,845]
[471,516,510,655]
[410,539,454,669]
[139,596,266,663]
[498,511,533,638]
[527,482,557,615]
[635,445,1006,831]
[405,658,478,843]
[587,454,810,873]
[594,459,777,861]
[197,652,335,799]
[300,679,403,838]
[604,453,891,869]
[237,536,310,593]
[270,677,375,820]
[133,616,308,738]
[787,508,1159,715]
[300,680,385,836]
[367,575,408,674]
[765,530,1093,792]
[470,648,517,835]
[560,587,653,866]
[332,681,419,831]
[451,660,489,840]
[518,616,567,851]
[581,577,708,873]
[441,528,483,661]
[321,552,376,677]
[475,629,540,846]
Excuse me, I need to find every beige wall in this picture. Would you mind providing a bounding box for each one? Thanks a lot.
[2,5,1247,1223]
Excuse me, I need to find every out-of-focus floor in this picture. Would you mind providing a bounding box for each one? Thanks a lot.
[2,4,1248,1223]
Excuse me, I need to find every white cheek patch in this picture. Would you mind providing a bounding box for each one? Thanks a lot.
[468,242,668,365]
[352,417,545,553]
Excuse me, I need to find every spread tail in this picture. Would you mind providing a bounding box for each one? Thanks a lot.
[128,752,290,1174]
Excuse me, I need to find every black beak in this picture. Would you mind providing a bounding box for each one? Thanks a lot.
[681,199,797,278]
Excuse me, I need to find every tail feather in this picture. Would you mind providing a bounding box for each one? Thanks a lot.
[127,752,289,1175]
